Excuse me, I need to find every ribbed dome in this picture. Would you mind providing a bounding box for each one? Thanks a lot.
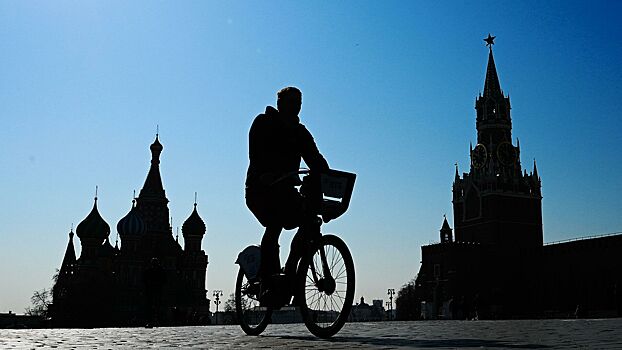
[182,204,206,236]
[117,201,145,237]
[76,198,110,241]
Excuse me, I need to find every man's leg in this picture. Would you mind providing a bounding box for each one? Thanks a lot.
[259,226,282,281]
[259,226,288,307]
[284,216,321,277]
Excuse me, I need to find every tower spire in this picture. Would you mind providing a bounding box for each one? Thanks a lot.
[483,36,502,98]
[440,215,453,243]
[475,34,512,147]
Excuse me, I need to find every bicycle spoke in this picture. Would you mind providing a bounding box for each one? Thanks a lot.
[330,247,341,270]
[333,259,346,276]
[306,289,321,307]
[313,254,323,279]
[332,254,344,271]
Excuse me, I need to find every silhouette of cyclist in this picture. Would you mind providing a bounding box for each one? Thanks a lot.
[245,86,329,305]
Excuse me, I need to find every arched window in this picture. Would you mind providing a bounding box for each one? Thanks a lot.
[464,186,481,220]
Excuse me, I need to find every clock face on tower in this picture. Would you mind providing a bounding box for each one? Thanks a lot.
[471,144,487,169]
[496,142,517,166]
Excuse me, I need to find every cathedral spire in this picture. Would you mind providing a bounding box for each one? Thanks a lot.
[60,228,76,274]
[139,134,166,200]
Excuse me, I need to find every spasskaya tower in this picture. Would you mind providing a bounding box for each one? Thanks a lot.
[452,34,543,249]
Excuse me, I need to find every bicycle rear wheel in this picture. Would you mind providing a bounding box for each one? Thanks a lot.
[298,234,355,338]
[235,267,272,335]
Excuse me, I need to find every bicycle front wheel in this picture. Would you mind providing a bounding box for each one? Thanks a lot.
[235,267,272,335]
[297,234,355,338]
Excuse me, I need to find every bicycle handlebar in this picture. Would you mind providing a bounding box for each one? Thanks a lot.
[269,168,310,186]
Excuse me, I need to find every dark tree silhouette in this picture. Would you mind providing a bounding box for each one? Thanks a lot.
[395,278,420,320]
[224,293,236,312]
[25,288,52,317]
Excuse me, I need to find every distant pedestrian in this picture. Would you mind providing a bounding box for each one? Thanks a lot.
[574,304,585,319]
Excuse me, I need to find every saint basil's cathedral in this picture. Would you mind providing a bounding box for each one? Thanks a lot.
[50,136,210,327]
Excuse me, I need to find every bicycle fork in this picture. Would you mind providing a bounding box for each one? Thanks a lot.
[309,242,336,296]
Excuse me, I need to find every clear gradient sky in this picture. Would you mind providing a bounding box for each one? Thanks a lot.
[1,1,621,313]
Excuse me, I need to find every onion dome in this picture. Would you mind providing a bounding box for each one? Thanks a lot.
[117,200,146,236]
[182,203,206,237]
[76,197,110,241]
[150,134,163,159]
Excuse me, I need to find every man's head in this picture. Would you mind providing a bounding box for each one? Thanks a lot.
[276,86,302,118]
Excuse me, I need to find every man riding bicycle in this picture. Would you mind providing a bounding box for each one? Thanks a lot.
[245,86,329,306]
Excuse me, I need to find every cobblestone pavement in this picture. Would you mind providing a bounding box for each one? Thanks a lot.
[2,319,621,349]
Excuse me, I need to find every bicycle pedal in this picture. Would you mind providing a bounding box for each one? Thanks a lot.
[259,290,286,309]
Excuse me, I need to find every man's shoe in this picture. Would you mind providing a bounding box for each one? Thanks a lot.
[259,273,289,309]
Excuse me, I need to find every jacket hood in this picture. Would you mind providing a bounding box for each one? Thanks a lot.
[265,106,300,126]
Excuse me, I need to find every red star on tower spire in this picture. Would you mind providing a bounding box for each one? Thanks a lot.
[484,33,496,48]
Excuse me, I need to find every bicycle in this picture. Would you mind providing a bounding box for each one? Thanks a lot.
[235,169,356,338]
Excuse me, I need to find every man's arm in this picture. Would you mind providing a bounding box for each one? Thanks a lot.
[298,124,329,171]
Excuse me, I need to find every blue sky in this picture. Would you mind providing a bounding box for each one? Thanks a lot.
[1,1,621,313]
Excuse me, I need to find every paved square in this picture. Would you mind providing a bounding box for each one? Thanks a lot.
[1,319,621,349]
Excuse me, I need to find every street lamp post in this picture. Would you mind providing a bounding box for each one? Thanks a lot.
[387,288,395,320]
[213,290,223,324]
